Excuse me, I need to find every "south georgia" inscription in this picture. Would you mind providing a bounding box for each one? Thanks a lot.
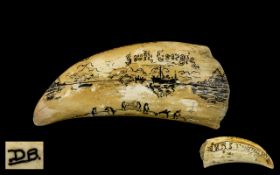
[125,50,200,68]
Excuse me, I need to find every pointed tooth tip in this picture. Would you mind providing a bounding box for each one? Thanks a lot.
[33,105,41,126]
[267,157,274,169]
[33,102,48,126]
[33,114,44,126]
[33,109,53,126]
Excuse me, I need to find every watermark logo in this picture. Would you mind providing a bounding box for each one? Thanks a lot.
[5,141,44,170]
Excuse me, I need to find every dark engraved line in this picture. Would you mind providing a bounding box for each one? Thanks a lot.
[45,50,228,104]
[190,68,228,103]
[8,148,41,166]
[173,110,181,119]
[77,62,91,71]
[9,159,31,165]
[125,50,199,67]
[125,53,132,65]
[77,62,100,72]
[207,142,233,152]
[104,106,116,115]
[158,109,171,118]
[88,101,185,121]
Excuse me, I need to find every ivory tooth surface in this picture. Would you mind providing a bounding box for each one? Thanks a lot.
[34,42,230,128]
[200,137,274,169]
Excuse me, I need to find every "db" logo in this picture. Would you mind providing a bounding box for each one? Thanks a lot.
[5,142,44,170]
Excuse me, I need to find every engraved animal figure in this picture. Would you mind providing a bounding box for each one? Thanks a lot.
[121,101,141,111]
[158,109,171,118]
[104,107,116,115]
[143,103,150,114]
[173,110,181,119]
[91,107,97,116]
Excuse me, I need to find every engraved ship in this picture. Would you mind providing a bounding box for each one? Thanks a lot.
[151,66,177,84]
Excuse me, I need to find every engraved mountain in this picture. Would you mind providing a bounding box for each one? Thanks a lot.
[108,64,200,97]
[190,68,229,103]
[109,65,148,85]
[64,62,101,83]
[109,64,200,83]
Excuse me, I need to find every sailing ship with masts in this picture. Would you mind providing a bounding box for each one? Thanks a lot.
[151,66,177,84]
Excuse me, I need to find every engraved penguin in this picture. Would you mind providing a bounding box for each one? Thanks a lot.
[143,103,150,114]
[173,110,181,119]
[91,107,97,116]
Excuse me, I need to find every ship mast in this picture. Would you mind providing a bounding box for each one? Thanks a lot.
[159,66,162,79]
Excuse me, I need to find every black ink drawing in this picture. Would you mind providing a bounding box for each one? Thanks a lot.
[91,106,116,116]
[125,51,154,66]
[207,142,233,152]
[190,68,229,103]
[44,49,227,105]
[157,109,171,118]
[149,66,177,97]
[173,110,181,119]
[143,103,150,114]
[108,65,179,97]
[88,101,185,121]
[104,106,116,115]
[8,148,41,166]
[45,80,64,100]
[122,101,142,111]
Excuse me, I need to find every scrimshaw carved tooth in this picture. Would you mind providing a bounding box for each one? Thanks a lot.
[34,42,229,128]
[200,137,274,169]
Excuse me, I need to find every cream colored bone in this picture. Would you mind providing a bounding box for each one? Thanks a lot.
[34,42,229,128]
[200,136,274,169]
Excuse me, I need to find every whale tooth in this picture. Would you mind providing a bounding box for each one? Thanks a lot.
[34,41,229,128]
[200,136,274,169]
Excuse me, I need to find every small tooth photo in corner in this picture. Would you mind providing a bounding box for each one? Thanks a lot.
[200,137,274,169]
